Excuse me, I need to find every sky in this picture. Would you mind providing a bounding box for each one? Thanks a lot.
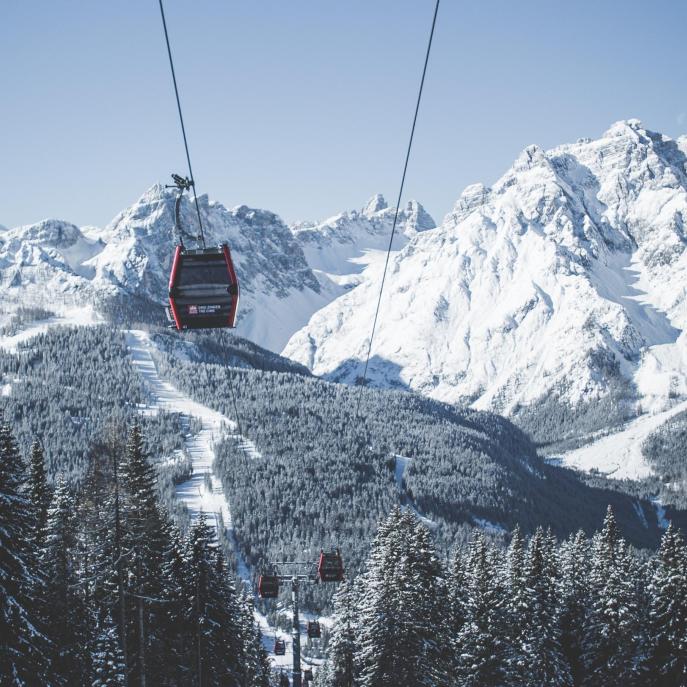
[1,0,686,230]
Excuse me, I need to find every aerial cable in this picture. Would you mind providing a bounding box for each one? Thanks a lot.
[158,0,207,248]
[355,0,440,417]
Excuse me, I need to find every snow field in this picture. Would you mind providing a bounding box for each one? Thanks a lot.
[552,397,687,480]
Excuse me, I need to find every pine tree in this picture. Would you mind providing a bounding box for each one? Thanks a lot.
[558,530,590,686]
[0,420,48,686]
[325,580,358,687]
[237,590,271,687]
[583,507,642,687]
[355,506,404,687]
[356,507,445,687]
[502,525,527,683]
[27,440,51,548]
[519,528,571,686]
[644,523,687,685]
[91,612,126,686]
[186,510,241,687]
[121,423,170,686]
[455,533,505,687]
[405,512,449,686]
[42,475,90,685]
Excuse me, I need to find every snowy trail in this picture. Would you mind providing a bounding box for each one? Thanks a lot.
[124,330,321,674]
[550,398,687,480]
[124,330,259,572]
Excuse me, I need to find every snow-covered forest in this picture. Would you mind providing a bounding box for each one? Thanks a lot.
[3,417,687,686]
[1,419,272,686]
[316,507,687,687]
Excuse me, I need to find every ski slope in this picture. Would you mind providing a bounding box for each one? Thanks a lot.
[125,330,259,553]
[551,398,687,479]
[124,329,322,676]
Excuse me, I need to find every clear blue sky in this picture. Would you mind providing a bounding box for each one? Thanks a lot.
[2,0,686,230]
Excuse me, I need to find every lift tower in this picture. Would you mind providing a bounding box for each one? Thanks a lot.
[258,551,344,687]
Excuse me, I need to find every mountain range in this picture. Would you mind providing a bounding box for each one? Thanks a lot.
[2,119,685,451]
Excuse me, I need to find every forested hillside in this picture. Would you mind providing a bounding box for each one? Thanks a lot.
[150,343,665,587]
[316,507,687,687]
[0,419,271,686]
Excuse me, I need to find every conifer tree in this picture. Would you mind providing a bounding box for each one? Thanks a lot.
[27,440,51,548]
[503,525,527,681]
[325,580,358,687]
[455,533,505,687]
[91,612,126,687]
[356,507,404,687]
[583,507,641,687]
[121,423,169,686]
[0,420,48,685]
[42,476,90,685]
[644,524,687,685]
[558,530,590,685]
[519,528,571,686]
[237,590,271,687]
[186,510,241,687]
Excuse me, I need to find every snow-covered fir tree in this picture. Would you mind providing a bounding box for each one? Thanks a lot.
[91,611,126,687]
[0,420,48,685]
[322,580,358,687]
[186,509,241,687]
[518,528,572,686]
[26,440,51,548]
[455,533,505,687]
[558,530,590,686]
[583,506,643,687]
[644,523,687,686]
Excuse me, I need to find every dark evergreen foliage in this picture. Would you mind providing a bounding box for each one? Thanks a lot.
[0,420,48,686]
[318,507,687,687]
[1,421,270,686]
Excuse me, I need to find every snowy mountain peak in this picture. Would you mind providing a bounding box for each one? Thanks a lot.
[363,193,388,216]
[284,122,687,427]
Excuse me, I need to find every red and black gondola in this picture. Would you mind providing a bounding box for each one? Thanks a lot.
[307,621,321,639]
[317,549,344,583]
[258,575,280,599]
[168,243,239,330]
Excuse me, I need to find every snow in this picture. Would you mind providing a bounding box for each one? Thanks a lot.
[0,307,98,353]
[1,383,11,397]
[551,397,687,479]
[125,330,260,534]
[472,517,507,535]
[652,498,671,530]
[284,120,687,433]
[393,454,411,489]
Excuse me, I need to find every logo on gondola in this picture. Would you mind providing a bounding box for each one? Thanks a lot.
[187,304,221,315]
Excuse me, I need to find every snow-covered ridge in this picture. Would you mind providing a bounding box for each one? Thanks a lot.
[1,188,433,355]
[284,120,687,428]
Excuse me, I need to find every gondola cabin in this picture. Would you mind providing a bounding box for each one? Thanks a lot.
[274,639,286,656]
[317,550,344,583]
[258,575,280,599]
[307,621,321,639]
[168,244,239,330]
[304,668,314,681]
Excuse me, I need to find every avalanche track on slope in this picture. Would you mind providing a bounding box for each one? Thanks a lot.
[549,398,687,480]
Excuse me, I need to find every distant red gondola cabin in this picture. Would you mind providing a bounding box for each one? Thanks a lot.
[307,621,321,639]
[258,575,279,599]
[168,244,239,330]
[317,550,344,583]
[274,639,286,656]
